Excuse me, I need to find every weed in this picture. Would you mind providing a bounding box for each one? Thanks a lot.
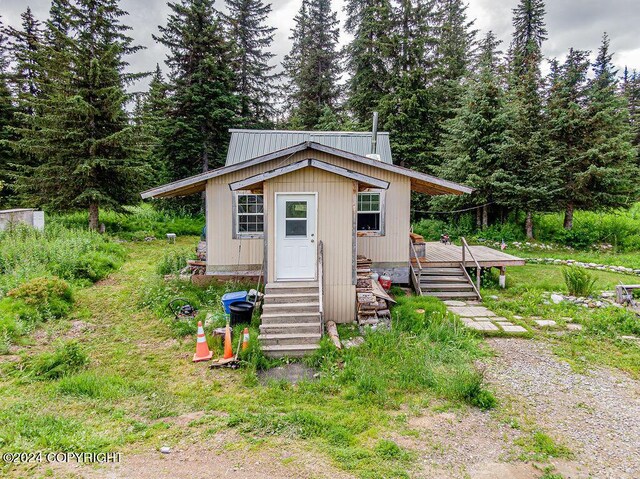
[562,266,597,296]
[19,341,89,380]
[156,248,195,276]
[516,430,572,461]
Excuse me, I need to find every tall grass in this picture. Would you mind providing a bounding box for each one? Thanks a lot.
[0,223,125,295]
[562,266,597,296]
[52,203,204,240]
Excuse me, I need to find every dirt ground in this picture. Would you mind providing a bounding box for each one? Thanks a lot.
[20,338,640,479]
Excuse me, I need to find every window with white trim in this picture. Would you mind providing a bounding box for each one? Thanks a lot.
[357,191,384,234]
[235,193,264,237]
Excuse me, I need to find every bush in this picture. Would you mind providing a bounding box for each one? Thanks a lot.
[0,223,125,294]
[562,266,597,296]
[21,341,89,380]
[156,248,195,276]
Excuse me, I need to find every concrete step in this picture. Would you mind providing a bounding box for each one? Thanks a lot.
[422,291,479,299]
[262,302,320,314]
[263,293,319,305]
[261,343,320,358]
[421,283,474,291]
[259,322,322,335]
[420,276,470,283]
[265,282,319,295]
[258,333,322,346]
[260,312,322,324]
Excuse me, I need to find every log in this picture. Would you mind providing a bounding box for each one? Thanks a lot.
[377,309,390,317]
[325,320,341,349]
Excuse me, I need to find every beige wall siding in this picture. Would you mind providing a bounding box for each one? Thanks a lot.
[206,150,412,269]
[265,167,355,323]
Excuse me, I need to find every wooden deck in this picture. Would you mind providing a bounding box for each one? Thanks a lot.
[413,242,525,268]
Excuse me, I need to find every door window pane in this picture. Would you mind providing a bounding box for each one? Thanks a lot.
[286,219,307,236]
[286,201,307,218]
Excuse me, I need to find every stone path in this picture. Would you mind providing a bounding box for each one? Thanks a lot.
[443,300,529,334]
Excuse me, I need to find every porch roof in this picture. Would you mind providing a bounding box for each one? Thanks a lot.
[228,158,390,191]
[140,141,473,199]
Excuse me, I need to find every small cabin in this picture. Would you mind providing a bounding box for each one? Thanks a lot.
[142,129,474,356]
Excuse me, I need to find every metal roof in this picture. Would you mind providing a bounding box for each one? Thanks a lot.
[226,129,393,165]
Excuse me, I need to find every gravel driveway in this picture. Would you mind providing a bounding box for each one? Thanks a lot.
[486,338,640,479]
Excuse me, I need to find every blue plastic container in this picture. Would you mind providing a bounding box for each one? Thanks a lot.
[221,291,248,314]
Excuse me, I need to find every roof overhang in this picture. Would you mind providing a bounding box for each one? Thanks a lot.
[228,158,390,191]
[140,141,472,199]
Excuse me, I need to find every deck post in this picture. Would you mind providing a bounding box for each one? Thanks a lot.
[499,267,506,289]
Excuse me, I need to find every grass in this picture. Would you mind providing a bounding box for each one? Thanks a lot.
[509,248,640,270]
[0,237,499,479]
[482,263,640,378]
[515,430,573,461]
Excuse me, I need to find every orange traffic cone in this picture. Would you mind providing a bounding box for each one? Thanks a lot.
[223,322,234,359]
[242,327,250,351]
[193,321,213,362]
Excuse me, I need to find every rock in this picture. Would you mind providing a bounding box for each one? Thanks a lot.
[160,446,171,454]
[488,295,499,300]
[534,319,557,328]
[342,336,365,349]
[567,323,583,331]
[550,294,564,304]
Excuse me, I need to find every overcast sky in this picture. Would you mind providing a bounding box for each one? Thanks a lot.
[1,0,639,93]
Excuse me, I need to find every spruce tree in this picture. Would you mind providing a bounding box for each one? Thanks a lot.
[546,48,591,229]
[224,0,278,127]
[154,0,237,195]
[12,0,149,229]
[623,68,640,156]
[436,32,507,228]
[379,0,438,171]
[344,0,394,125]
[282,0,341,129]
[497,0,555,238]
[430,0,476,160]
[0,22,17,207]
[573,34,639,225]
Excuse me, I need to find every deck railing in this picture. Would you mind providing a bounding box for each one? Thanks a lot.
[410,239,422,294]
[317,240,325,333]
[460,237,482,299]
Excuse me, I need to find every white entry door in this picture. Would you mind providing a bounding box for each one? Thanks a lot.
[275,193,317,280]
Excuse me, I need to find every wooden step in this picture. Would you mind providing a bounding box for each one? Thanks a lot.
[420,267,464,275]
[421,276,470,283]
[259,323,322,335]
[260,312,322,324]
[421,283,474,290]
[258,333,322,346]
[262,302,320,314]
[261,343,320,358]
[263,293,319,304]
[422,291,479,299]
[265,282,319,295]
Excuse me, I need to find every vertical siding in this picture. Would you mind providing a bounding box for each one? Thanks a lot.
[265,168,355,323]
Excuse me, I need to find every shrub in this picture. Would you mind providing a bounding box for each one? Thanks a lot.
[156,248,195,276]
[7,277,73,317]
[562,266,597,296]
[21,341,89,380]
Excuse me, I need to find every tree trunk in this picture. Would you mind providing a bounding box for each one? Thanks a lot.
[563,202,574,230]
[525,211,534,239]
[476,208,482,229]
[482,205,489,229]
[88,202,99,231]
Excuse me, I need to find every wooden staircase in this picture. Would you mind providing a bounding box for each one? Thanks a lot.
[416,265,480,300]
[258,281,322,357]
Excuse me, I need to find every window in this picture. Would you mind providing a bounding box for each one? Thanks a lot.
[285,200,308,237]
[357,191,384,234]
[234,193,264,238]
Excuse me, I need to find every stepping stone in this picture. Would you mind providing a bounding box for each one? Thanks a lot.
[513,315,523,320]
[448,306,496,317]
[500,324,528,333]
[465,321,482,330]
[474,317,493,322]
[496,321,514,327]
[567,323,583,331]
[460,317,476,325]
[475,322,499,331]
[443,300,467,306]
[534,319,557,328]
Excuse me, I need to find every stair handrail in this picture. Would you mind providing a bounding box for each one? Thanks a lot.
[460,237,482,298]
[317,240,324,333]
[410,239,422,294]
